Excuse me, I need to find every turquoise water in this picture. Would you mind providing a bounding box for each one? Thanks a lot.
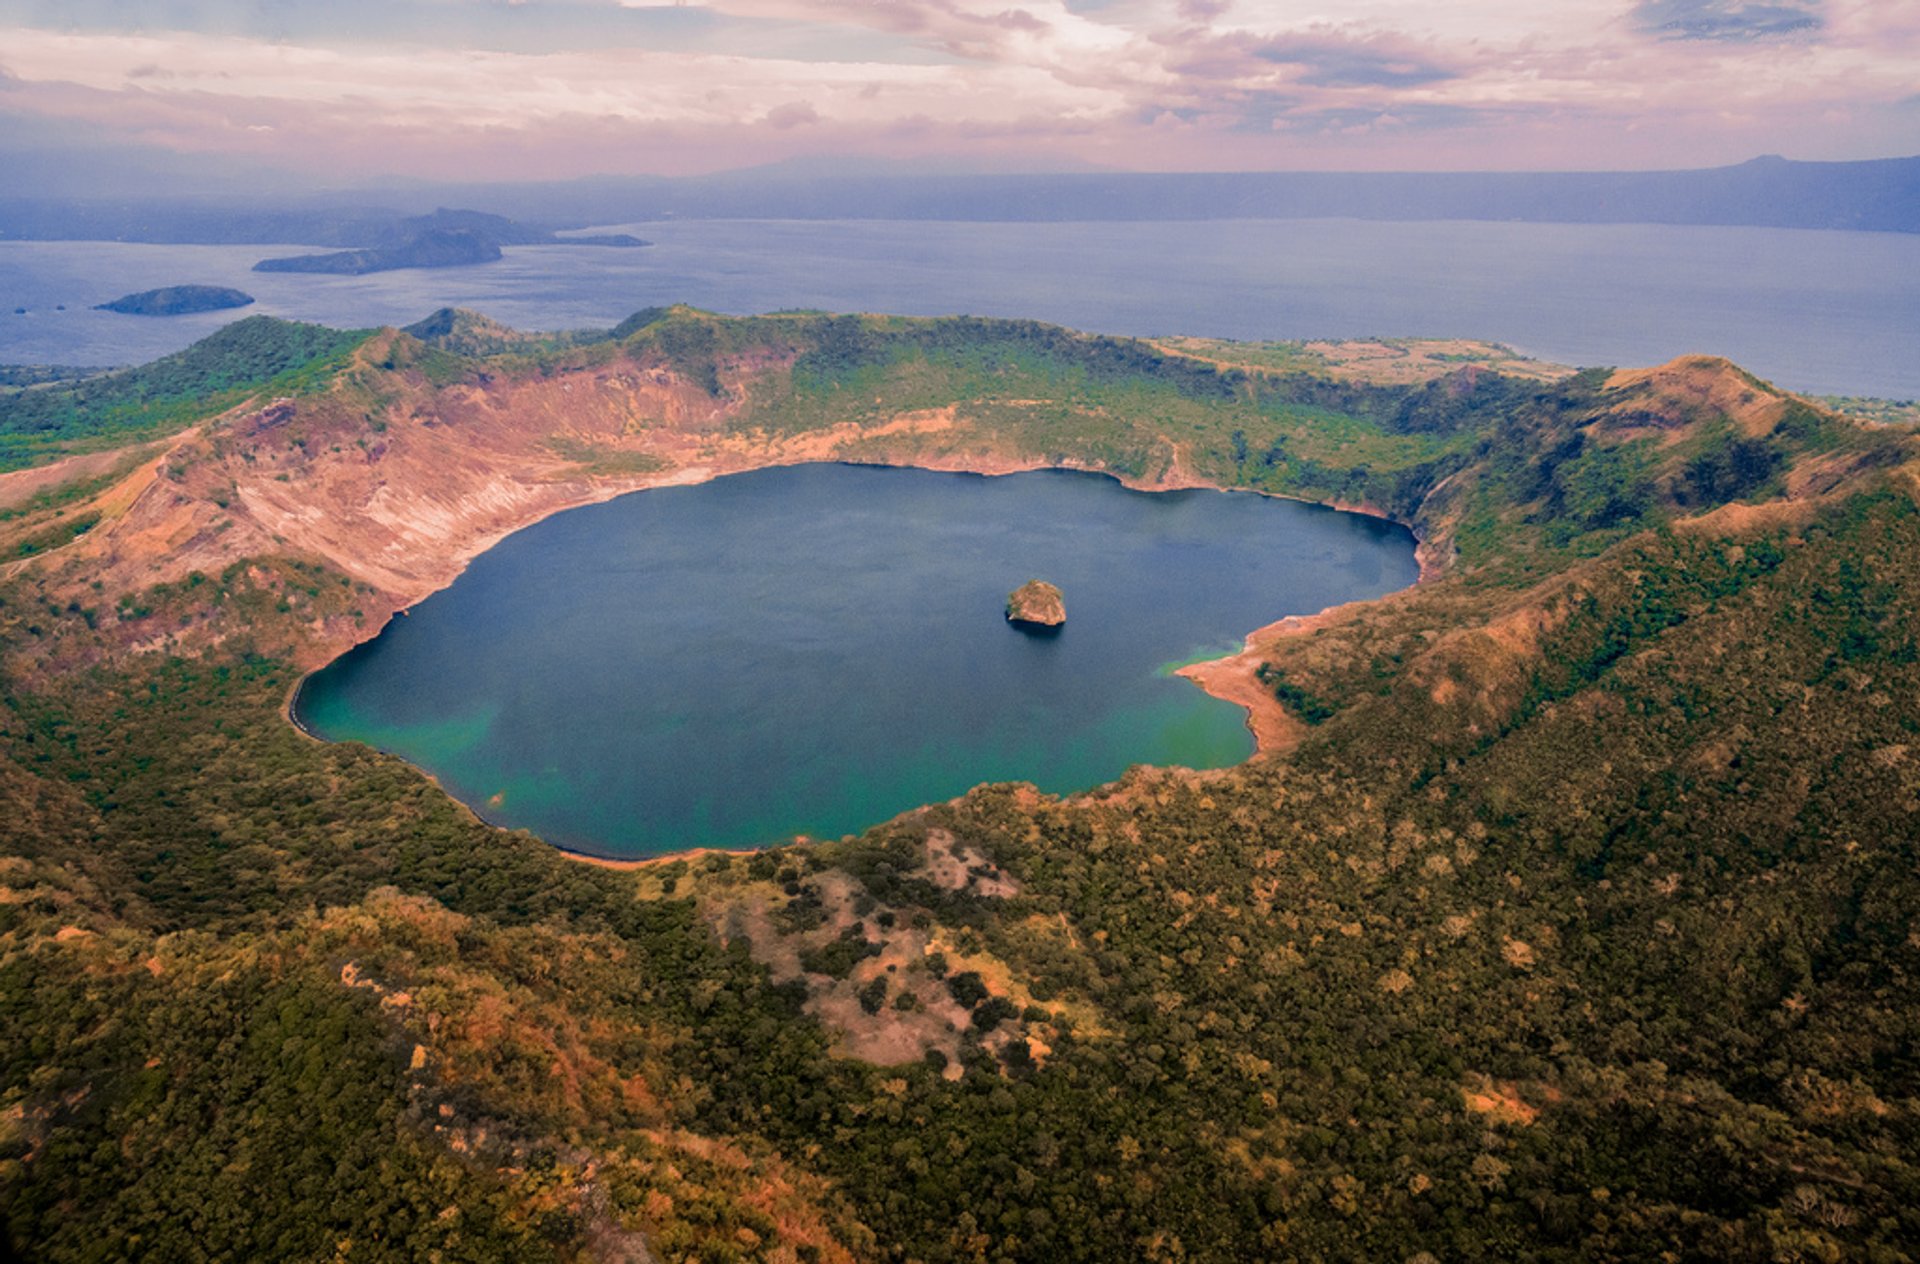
[296,464,1418,858]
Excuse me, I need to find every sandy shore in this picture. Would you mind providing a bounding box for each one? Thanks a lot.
[1176,652,1303,756]
[1172,592,1411,757]
[561,844,769,872]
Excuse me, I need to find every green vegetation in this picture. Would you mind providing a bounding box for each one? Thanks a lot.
[1255,663,1338,724]
[0,367,98,389]
[0,452,150,526]
[607,309,1512,502]
[545,436,671,478]
[1817,394,1920,428]
[402,307,610,358]
[3,310,1918,1262]
[7,512,97,559]
[0,316,371,471]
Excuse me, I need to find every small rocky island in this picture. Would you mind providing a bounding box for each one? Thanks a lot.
[1005,579,1066,629]
[94,285,255,316]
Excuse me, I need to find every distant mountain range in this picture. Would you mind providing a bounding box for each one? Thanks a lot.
[0,205,652,260]
[469,153,1920,234]
[0,155,1914,240]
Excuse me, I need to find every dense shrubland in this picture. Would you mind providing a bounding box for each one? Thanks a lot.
[2,310,1917,1261]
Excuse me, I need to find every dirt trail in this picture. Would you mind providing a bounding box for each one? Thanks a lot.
[0,428,201,580]
[0,446,149,512]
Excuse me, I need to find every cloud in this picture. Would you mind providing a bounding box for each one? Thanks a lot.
[1158,25,1463,92]
[1251,34,1459,87]
[0,0,1913,177]
[659,0,1126,67]
[1631,0,1824,41]
[1283,102,1487,135]
[763,99,820,128]
[1222,89,1301,133]
[1216,93,1488,136]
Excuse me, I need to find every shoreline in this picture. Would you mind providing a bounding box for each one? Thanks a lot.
[1172,593,1416,758]
[561,844,770,871]
[283,674,321,744]
[281,452,1439,868]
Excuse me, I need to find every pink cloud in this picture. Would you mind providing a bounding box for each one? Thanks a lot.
[764,99,821,128]
[0,3,1914,178]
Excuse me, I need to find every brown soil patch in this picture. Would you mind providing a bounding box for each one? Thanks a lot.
[691,850,1082,1072]
[1462,1078,1541,1126]
[562,845,760,873]
[699,873,973,1070]
[0,445,155,512]
[1,429,207,583]
[1155,337,1569,387]
[920,829,1020,898]
[1603,355,1796,439]
[1672,497,1817,539]
[744,406,961,463]
[1306,339,1572,385]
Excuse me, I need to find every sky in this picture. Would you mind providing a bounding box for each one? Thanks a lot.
[0,0,1916,186]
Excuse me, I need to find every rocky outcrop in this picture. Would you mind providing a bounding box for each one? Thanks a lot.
[1005,579,1065,628]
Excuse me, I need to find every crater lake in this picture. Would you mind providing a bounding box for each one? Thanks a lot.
[296,463,1419,858]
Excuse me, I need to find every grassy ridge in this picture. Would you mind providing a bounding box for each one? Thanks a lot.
[615,309,1571,537]
[609,310,1863,568]
[0,316,372,471]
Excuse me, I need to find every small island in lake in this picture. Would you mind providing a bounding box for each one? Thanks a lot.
[251,209,653,276]
[94,285,255,316]
[254,227,502,275]
[1006,579,1065,628]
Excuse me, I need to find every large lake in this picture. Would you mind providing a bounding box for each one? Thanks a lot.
[4,218,1918,397]
[296,464,1419,858]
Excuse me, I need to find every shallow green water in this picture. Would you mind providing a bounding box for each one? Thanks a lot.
[297,464,1418,858]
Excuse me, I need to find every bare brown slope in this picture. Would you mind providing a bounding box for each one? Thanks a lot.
[7,327,1243,669]
[1602,355,1787,440]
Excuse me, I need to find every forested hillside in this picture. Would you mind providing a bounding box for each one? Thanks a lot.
[1,310,1916,1261]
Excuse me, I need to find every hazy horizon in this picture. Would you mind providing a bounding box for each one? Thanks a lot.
[10,145,1920,206]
